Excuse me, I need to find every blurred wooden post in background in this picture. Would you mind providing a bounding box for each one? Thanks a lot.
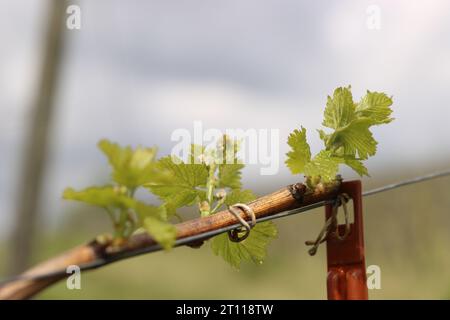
[10,0,67,274]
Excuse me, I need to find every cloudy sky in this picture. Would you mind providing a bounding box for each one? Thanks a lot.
[1,0,450,235]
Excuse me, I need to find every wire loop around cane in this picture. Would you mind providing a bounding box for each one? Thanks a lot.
[227,203,256,242]
[305,193,351,256]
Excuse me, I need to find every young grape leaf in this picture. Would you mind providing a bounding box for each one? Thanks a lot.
[145,156,208,215]
[159,156,208,187]
[317,129,331,145]
[210,189,278,269]
[356,91,394,125]
[133,202,176,250]
[98,139,166,189]
[322,86,356,129]
[133,201,167,223]
[286,86,393,182]
[152,186,201,215]
[143,216,177,250]
[303,150,341,182]
[62,186,134,209]
[211,222,278,269]
[328,118,378,159]
[343,157,369,177]
[217,163,244,189]
[64,186,176,249]
[285,127,311,174]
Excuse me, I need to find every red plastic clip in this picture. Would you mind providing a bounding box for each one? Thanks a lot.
[326,180,368,300]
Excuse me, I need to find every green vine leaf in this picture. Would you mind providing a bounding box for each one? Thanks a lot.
[328,118,378,159]
[63,186,176,249]
[286,86,393,183]
[134,203,176,250]
[63,139,179,249]
[356,91,394,125]
[303,150,341,182]
[143,216,176,250]
[211,221,278,269]
[98,139,165,189]
[322,86,356,129]
[285,127,311,174]
[218,163,244,190]
[145,156,208,216]
[211,188,277,269]
[62,186,133,209]
[343,157,369,177]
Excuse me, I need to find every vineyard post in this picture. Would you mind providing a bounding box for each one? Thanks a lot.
[326,180,368,300]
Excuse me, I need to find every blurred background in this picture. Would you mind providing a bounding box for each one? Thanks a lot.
[1,0,449,299]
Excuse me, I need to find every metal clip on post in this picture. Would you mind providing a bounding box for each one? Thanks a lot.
[326,180,368,300]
